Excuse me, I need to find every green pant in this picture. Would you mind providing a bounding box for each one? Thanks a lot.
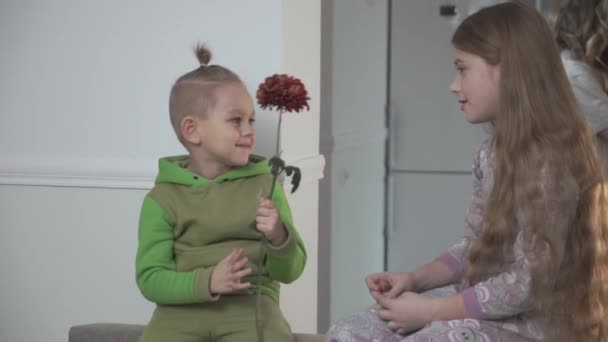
[139,294,293,342]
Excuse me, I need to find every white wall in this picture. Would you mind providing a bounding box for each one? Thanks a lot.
[279,0,323,334]
[318,0,387,331]
[0,0,281,183]
[0,1,322,341]
[0,0,281,182]
[0,186,150,341]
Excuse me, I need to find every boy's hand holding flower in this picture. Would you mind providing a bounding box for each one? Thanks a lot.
[256,198,288,246]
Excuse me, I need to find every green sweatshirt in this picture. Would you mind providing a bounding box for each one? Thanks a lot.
[135,155,307,305]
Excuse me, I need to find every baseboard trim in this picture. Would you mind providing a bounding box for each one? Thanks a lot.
[0,155,325,190]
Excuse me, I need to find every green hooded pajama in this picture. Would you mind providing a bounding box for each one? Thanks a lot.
[135,155,307,341]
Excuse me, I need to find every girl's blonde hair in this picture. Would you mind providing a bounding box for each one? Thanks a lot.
[453,2,608,340]
[169,44,241,145]
[554,0,608,93]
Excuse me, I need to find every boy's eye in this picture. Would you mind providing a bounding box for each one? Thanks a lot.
[249,118,255,125]
[230,118,241,124]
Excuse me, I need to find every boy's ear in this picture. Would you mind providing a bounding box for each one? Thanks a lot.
[180,115,202,145]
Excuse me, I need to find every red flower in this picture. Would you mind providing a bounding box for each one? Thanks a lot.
[256,74,310,112]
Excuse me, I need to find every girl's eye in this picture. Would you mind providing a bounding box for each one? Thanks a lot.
[230,118,241,124]
[249,119,256,125]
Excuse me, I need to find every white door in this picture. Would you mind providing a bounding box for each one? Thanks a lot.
[387,0,487,272]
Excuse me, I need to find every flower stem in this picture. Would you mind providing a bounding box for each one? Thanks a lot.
[258,111,283,342]
[275,110,283,156]
[268,110,284,198]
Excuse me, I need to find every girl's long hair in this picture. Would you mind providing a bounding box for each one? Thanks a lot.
[453,2,608,340]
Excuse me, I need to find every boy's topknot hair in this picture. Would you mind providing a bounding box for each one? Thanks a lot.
[194,44,212,66]
[169,43,241,146]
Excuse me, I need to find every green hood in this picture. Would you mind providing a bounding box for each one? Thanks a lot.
[155,154,271,186]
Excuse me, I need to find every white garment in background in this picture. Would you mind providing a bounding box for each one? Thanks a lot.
[561,50,608,169]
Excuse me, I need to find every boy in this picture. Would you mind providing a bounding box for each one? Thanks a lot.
[136,45,306,341]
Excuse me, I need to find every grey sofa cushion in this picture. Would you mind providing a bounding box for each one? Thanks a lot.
[70,324,143,342]
[69,323,324,342]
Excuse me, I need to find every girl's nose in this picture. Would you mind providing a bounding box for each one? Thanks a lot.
[449,77,460,94]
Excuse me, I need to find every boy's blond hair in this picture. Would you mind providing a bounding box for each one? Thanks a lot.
[169,44,241,145]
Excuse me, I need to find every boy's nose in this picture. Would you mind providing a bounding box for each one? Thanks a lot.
[241,123,254,136]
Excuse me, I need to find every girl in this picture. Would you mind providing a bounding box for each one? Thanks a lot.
[326,2,608,341]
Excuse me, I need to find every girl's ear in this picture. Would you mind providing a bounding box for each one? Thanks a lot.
[181,115,202,145]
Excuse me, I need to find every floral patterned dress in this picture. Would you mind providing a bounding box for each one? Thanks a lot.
[325,139,564,342]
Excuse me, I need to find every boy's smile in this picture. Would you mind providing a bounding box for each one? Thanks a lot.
[189,82,257,178]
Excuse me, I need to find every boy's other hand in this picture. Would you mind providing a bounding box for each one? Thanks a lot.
[256,198,287,246]
[210,248,252,295]
[366,272,416,299]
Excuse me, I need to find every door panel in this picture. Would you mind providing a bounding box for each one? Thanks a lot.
[387,172,473,272]
[390,0,485,172]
